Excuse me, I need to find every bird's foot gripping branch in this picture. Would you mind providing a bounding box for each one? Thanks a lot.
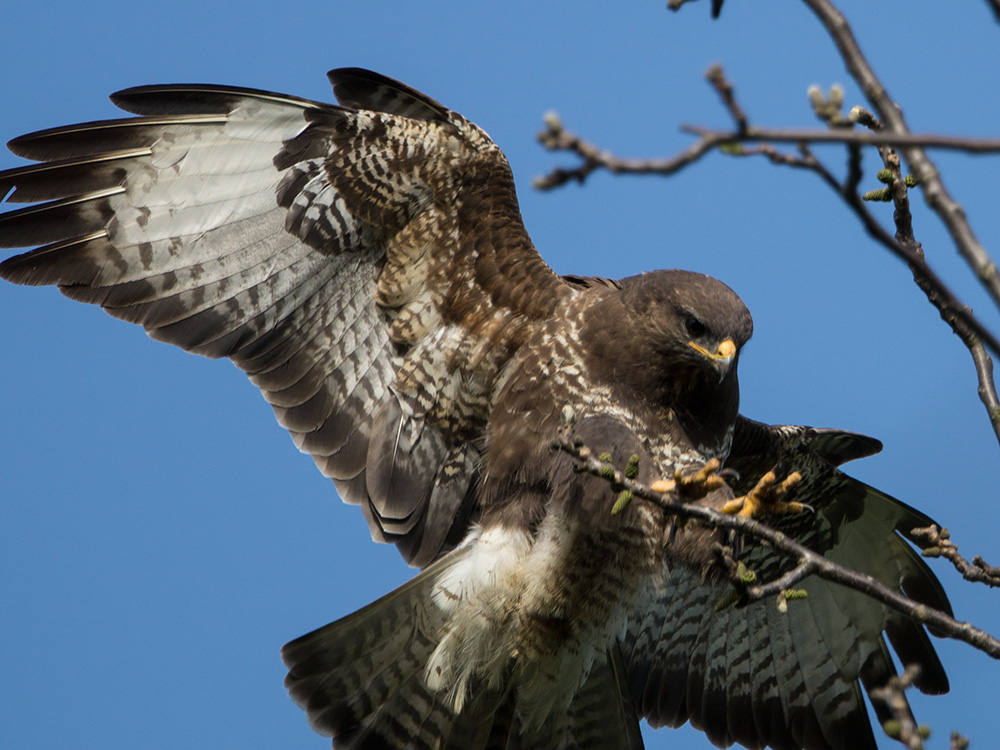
[650,457,729,500]
[721,468,808,519]
[553,422,1000,661]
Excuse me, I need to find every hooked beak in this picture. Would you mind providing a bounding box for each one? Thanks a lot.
[688,339,736,380]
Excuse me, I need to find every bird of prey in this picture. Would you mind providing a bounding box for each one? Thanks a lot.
[0,68,949,750]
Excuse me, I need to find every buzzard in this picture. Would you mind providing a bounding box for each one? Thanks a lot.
[0,68,949,750]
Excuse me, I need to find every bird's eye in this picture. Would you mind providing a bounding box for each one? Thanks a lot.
[684,315,707,338]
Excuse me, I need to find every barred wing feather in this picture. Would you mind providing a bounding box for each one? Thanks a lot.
[0,70,570,567]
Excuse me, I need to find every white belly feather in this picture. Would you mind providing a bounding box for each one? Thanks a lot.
[426,504,664,727]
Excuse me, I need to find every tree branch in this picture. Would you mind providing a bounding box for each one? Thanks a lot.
[971,339,1000,436]
[554,425,1000,660]
[869,665,932,750]
[535,119,1000,191]
[681,124,1000,153]
[800,0,1000,313]
[849,103,1000,444]
[535,65,1000,444]
[912,525,1000,588]
[534,111,724,190]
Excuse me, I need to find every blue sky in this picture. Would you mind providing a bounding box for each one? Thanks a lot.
[1,2,998,748]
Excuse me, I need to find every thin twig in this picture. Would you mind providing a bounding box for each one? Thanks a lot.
[534,109,1000,364]
[912,525,1000,588]
[869,665,929,750]
[705,64,747,133]
[852,105,1000,444]
[554,428,1000,659]
[704,127,1000,369]
[800,0,1000,315]
[971,340,1000,438]
[535,119,1000,190]
[681,124,1000,153]
[535,68,1000,443]
[534,112,725,190]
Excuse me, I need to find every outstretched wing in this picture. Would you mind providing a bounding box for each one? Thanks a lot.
[0,68,572,567]
[624,417,950,750]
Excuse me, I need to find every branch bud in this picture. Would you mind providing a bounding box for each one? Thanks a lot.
[882,720,902,739]
[862,188,892,202]
[828,84,844,109]
[736,561,757,584]
[611,489,633,515]
[807,85,824,109]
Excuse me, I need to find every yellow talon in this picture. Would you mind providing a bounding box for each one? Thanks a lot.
[724,470,804,518]
[650,478,676,494]
[651,458,727,500]
[675,458,726,499]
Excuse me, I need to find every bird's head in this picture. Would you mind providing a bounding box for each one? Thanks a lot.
[608,269,753,413]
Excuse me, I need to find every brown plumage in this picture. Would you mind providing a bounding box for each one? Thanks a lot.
[0,68,949,750]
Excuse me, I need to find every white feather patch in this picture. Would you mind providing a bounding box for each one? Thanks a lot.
[426,525,531,709]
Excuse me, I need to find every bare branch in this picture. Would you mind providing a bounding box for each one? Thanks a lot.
[971,339,1000,438]
[536,119,1000,192]
[533,112,725,190]
[912,526,1000,588]
[682,124,1000,153]
[867,665,973,748]
[705,64,747,132]
[800,0,1000,314]
[869,665,931,750]
[534,111,1000,361]
[850,106,1000,444]
[554,426,1000,660]
[535,65,1000,443]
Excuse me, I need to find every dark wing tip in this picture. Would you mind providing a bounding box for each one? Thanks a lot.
[7,133,35,159]
[731,417,883,473]
[806,428,883,465]
[109,83,326,116]
[327,67,453,123]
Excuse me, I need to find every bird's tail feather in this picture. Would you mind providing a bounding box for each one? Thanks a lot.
[282,546,644,750]
[514,646,644,750]
[282,547,513,749]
